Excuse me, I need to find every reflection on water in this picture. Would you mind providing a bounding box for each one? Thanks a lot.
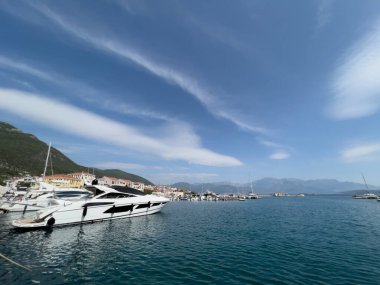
[1,197,380,284]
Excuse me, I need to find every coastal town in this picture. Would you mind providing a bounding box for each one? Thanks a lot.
[0,172,305,203]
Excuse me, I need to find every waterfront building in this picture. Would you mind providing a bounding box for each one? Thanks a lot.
[144,184,154,191]
[131,181,144,191]
[97,177,145,191]
[44,174,83,188]
[68,172,96,183]
[98,176,118,186]
[115,179,133,187]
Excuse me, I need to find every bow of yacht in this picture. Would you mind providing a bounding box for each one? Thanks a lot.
[12,184,169,229]
[0,183,93,212]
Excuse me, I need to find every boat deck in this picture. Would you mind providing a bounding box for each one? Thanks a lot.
[15,219,37,224]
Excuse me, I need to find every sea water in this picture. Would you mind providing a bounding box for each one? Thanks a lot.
[1,196,380,284]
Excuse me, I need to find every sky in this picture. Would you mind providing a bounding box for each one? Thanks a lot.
[1,1,380,185]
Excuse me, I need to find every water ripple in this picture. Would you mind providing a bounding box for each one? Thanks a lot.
[1,197,380,284]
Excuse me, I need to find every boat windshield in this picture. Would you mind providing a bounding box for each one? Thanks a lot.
[85,186,105,196]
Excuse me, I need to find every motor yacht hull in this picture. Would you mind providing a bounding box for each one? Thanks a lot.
[12,195,169,229]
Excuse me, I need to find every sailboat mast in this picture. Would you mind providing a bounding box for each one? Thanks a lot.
[361,172,369,191]
[43,142,51,179]
[249,174,253,194]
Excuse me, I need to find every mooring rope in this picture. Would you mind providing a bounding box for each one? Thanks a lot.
[0,252,31,271]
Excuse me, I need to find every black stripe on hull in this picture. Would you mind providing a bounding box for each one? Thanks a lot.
[103,204,134,213]
[52,207,164,228]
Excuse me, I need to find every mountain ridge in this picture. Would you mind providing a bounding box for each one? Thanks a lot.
[0,122,153,185]
[172,178,378,194]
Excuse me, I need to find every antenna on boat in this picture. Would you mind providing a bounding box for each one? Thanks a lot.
[43,142,52,179]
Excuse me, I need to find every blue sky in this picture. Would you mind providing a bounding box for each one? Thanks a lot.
[1,1,380,185]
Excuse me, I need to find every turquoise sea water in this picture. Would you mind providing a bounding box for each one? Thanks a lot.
[1,196,380,284]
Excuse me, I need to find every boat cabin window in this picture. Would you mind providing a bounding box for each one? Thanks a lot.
[96,192,134,199]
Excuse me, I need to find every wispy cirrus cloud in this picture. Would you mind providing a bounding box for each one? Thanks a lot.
[19,2,267,135]
[258,138,291,160]
[113,0,148,15]
[341,142,380,162]
[149,172,219,184]
[184,14,248,55]
[102,100,173,122]
[94,162,146,170]
[328,18,380,119]
[0,54,173,122]
[258,138,286,149]
[316,0,335,31]
[0,55,54,82]
[0,54,99,104]
[0,88,242,167]
[269,151,290,160]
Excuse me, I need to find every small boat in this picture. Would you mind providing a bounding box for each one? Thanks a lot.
[352,173,378,199]
[248,175,261,199]
[12,184,169,229]
[248,193,260,199]
[352,193,378,199]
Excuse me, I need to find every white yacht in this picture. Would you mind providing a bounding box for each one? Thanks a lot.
[12,184,169,229]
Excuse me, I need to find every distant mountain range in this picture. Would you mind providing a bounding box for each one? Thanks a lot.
[172,178,378,195]
[0,122,153,185]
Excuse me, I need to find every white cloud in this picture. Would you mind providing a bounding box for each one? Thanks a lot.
[258,138,285,149]
[257,138,292,160]
[102,100,173,122]
[0,55,53,82]
[329,18,380,119]
[0,55,99,104]
[149,172,219,184]
[341,143,380,162]
[23,2,267,135]
[0,88,242,167]
[0,54,175,122]
[94,162,146,170]
[269,151,290,160]
[316,0,334,31]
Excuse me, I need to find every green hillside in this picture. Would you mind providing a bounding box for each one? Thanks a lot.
[0,122,153,185]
